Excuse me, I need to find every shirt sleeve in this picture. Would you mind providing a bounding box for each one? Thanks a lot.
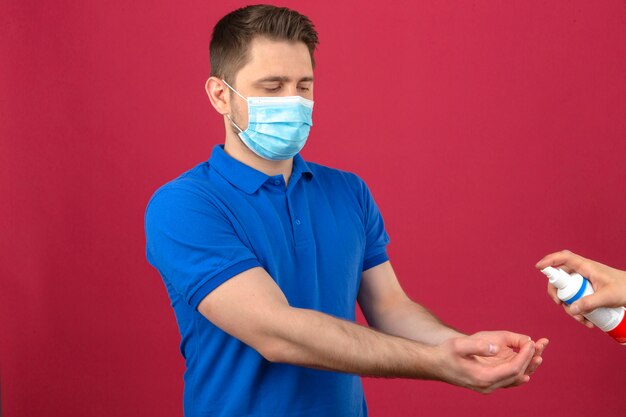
[144,184,261,309]
[358,179,391,271]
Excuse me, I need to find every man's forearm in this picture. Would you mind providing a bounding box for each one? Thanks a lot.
[262,305,442,379]
[357,262,462,345]
[365,298,463,345]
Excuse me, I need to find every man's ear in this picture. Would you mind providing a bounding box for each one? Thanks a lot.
[205,76,230,115]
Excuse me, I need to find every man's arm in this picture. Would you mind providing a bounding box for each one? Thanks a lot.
[357,261,548,373]
[198,266,538,393]
[358,261,461,345]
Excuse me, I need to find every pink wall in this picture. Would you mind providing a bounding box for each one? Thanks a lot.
[1,1,625,416]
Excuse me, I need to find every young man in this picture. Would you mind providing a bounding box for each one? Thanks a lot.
[145,5,548,417]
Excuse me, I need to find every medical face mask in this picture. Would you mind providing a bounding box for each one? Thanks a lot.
[223,80,314,161]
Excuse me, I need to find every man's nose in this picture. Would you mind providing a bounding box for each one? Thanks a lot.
[283,84,299,96]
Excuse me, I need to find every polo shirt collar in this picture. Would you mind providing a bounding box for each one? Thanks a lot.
[209,145,313,194]
[292,153,313,181]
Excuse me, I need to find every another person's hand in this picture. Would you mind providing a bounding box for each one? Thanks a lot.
[536,250,626,327]
[434,331,548,394]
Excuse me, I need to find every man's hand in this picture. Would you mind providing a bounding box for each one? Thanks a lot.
[536,249,626,327]
[434,331,548,394]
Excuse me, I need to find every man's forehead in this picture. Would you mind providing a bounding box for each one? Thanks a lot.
[238,37,313,80]
[254,75,314,84]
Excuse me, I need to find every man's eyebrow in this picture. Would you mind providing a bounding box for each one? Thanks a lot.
[254,76,314,84]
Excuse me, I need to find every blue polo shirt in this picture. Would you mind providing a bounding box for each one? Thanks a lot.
[144,145,390,417]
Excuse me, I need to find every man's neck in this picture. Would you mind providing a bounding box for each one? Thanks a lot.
[223,135,294,186]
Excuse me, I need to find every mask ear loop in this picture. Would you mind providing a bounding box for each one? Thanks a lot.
[226,114,244,133]
[222,79,247,133]
[222,79,247,101]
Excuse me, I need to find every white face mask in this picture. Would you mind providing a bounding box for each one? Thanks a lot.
[223,80,314,160]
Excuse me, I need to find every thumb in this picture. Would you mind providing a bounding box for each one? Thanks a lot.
[570,294,604,315]
[455,338,499,357]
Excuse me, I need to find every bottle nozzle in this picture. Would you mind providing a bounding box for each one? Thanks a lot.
[541,266,558,279]
[540,266,570,289]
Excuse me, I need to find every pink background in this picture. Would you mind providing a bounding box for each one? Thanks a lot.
[2,1,625,416]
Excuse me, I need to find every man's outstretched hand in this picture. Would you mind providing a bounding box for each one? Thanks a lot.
[434,331,548,394]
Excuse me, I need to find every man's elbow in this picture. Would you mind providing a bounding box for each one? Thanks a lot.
[255,337,294,363]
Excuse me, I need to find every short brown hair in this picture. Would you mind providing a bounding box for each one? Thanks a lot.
[209,5,319,83]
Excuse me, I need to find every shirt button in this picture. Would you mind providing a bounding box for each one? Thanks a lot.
[274,180,281,185]
[295,219,301,225]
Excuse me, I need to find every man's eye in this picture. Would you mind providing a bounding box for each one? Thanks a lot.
[265,86,281,92]
[298,86,310,92]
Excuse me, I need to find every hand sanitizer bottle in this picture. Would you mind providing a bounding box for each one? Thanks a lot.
[541,266,626,344]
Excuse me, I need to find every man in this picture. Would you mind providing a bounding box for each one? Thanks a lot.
[144,5,548,417]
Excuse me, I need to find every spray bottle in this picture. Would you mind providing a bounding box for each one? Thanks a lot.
[541,266,626,344]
